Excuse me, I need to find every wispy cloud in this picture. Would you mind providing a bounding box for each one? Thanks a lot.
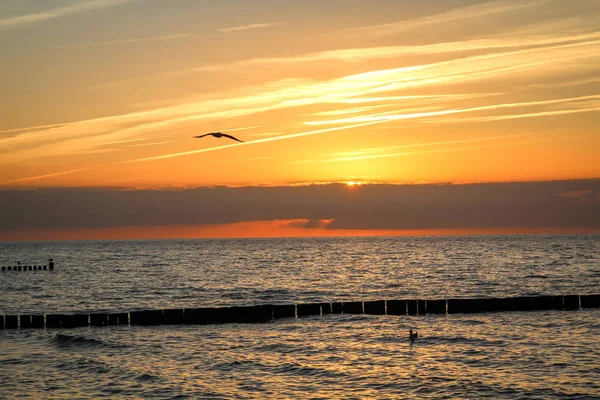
[1,14,598,184]
[248,132,281,138]
[1,36,597,167]
[88,29,600,91]
[304,95,600,126]
[325,133,538,162]
[218,23,278,33]
[95,138,148,146]
[0,122,67,138]
[320,135,573,164]
[0,0,131,31]
[346,0,549,37]
[462,107,600,122]
[196,156,273,164]
[217,125,262,132]
[258,33,600,65]
[57,33,190,49]
[127,120,390,163]
[311,105,390,116]
[0,121,385,185]
[323,93,502,105]
[529,77,600,89]
[0,163,117,185]
[124,140,173,148]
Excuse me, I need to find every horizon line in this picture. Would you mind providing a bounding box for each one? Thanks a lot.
[1,226,598,243]
[1,176,599,191]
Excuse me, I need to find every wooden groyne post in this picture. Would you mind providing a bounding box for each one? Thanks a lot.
[2,294,599,330]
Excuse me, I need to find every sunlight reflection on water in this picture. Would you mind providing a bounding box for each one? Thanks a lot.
[1,235,599,314]
[1,235,599,398]
[1,310,599,398]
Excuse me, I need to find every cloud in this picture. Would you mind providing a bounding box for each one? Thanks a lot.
[247,132,281,138]
[0,163,117,185]
[0,179,598,233]
[0,121,383,185]
[324,133,538,162]
[0,123,66,135]
[458,107,600,123]
[1,84,596,184]
[126,120,390,163]
[88,26,600,91]
[311,105,390,116]
[220,125,262,132]
[1,26,598,182]
[124,140,173,148]
[0,219,398,241]
[95,138,148,146]
[287,219,334,229]
[253,32,600,65]
[57,33,190,49]
[304,95,600,126]
[328,136,569,163]
[218,23,278,33]
[345,0,549,38]
[530,77,600,89]
[558,189,597,202]
[195,156,273,165]
[0,0,131,31]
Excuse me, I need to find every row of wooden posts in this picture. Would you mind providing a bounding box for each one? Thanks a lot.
[1,265,53,271]
[2,294,599,329]
[1,259,54,272]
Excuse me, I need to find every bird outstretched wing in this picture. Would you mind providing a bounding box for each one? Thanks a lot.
[194,133,213,139]
[222,134,244,142]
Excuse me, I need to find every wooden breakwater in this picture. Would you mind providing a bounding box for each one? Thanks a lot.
[2,294,599,329]
[1,259,54,272]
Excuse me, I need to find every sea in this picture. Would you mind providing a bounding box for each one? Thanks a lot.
[1,234,599,399]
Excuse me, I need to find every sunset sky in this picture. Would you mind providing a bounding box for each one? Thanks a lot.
[1,0,599,240]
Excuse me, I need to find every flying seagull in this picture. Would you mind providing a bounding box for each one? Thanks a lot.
[194,132,244,143]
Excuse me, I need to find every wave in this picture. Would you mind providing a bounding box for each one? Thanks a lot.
[425,335,507,346]
[524,274,551,279]
[135,373,160,382]
[271,361,347,379]
[255,342,300,354]
[212,359,266,372]
[51,333,103,347]
[50,333,127,349]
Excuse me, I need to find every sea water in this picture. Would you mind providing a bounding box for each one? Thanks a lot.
[1,235,599,398]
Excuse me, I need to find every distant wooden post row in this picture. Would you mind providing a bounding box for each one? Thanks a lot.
[1,259,54,272]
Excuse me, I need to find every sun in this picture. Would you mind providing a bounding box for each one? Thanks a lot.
[346,181,362,186]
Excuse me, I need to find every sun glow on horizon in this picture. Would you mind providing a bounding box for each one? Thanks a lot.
[346,181,363,186]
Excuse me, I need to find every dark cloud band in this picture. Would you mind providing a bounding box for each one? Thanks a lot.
[0,179,598,232]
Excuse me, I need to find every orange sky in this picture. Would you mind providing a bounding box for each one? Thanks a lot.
[0,1,599,239]
[3,221,599,242]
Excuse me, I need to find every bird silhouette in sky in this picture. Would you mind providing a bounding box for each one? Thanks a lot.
[194,132,244,143]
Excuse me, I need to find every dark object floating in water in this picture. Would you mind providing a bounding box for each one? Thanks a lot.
[409,329,419,343]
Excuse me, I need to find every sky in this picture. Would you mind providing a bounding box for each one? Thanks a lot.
[0,0,599,240]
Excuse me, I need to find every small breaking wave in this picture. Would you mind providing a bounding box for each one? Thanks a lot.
[271,361,347,379]
[50,333,127,349]
[51,333,103,347]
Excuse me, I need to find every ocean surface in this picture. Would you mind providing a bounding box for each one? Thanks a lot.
[1,234,599,399]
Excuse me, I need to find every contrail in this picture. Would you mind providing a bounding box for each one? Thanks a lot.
[0,120,387,185]
[0,163,117,185]
[127,119,392,163]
